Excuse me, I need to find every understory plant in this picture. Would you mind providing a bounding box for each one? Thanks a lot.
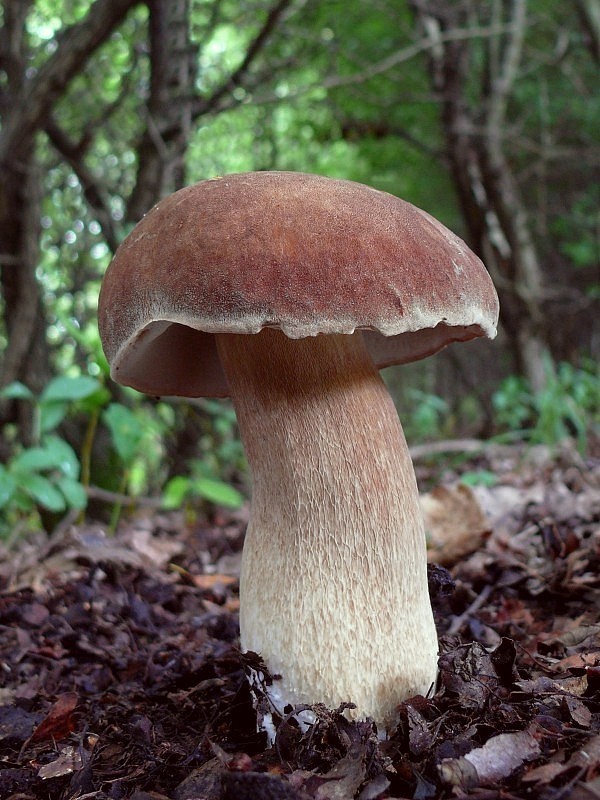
[492,358,600,452]
[0,375,243,537]
[0,376,103,536]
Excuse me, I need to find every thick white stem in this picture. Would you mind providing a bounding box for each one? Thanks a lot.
[216,328,438,730]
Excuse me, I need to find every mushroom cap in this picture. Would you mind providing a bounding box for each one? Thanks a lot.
[98,171,499,397]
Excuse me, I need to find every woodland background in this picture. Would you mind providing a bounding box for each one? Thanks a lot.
[0,0,599,534]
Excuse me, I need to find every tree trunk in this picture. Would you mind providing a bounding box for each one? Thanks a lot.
[126,0,197,221]
[0,0,137,438]
[410,0,553,392]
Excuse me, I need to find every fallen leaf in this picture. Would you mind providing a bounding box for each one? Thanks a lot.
[522,761,566,785]
[192,573,238,590]
[38,745,83,780]
[440,728,541,788]
[423,483,490,566]
[30,692,78,743]
[563,696,592,728]
[316,742,368,799]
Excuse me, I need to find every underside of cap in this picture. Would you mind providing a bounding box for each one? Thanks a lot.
[98,171,499,397]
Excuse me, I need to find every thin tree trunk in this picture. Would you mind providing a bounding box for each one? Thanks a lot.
[0,0,137,437]
[410,0,553,392]
[127,0,196,220]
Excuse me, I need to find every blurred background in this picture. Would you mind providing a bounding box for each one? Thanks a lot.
[0,0,598,536]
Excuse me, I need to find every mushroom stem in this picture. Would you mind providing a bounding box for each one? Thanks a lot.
[215,327,438,730]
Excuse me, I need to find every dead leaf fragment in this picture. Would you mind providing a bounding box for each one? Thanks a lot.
[440,729,541,788]
[38,745,83,780]
[192,573,238,590]
[30,692,78,743]
[423,483,490,566]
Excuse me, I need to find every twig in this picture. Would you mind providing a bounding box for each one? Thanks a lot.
[85,484,163,508]
[409,438,489,459]
[447,584,493,636]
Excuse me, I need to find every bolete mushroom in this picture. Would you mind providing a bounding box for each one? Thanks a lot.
[98,171,499,733]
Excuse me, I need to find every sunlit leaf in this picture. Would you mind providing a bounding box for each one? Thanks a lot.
[56,476,87,509]
[40,375,102,403]
[40,401,68,433]
[193,478,243,508]
[162,476,191,509]
[0,381,34,401]
[25,474,66,512]
[13,446,64,474]
[42,436,81,479]
[103,403,145,464]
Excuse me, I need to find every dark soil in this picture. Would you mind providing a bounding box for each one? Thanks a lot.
[1,443,599,800]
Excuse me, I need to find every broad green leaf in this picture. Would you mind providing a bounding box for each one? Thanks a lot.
[162,476,191,509]
[103,403,145,464]
[56,476,87,509]
[0,381,34,401]
[42,436,81,479]
[193,478,243,508]
[13,446,64,474]
[11,437,80,478]
[0,466,17,508]
[460,470,498,488]
[78,385,111,414]
[40,401,68,433]
[40,375,102,404]
[25,474,66,512]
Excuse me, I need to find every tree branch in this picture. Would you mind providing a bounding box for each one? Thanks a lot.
[576,0,600,62]
[44,118,122,254]
[486,0,527,134]
[194,0,295,116]
[0,0,137,164]
[209,22,520,115]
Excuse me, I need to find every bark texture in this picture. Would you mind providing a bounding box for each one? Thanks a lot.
[0,0,137,429]
[410,0,553,391]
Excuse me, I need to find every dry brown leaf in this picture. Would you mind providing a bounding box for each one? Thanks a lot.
[522,761,566,785]
[30,692,78,743]
[38,746,83,780]
[192,573,238,589]
[563,696,592,727]
[423,483,490,566]
[439,728,541,788]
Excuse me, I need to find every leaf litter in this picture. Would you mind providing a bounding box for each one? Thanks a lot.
[0,441,599,799]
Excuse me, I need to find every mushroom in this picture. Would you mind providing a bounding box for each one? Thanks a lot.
[98,171,499,733]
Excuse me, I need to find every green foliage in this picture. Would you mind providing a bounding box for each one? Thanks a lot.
[161,400,245,512]
[405,389,450,441]
[0,376,245,536]
[162,473,243,511]
[492,359,600,451]
[0,376,102,533]
[460,470,498,488]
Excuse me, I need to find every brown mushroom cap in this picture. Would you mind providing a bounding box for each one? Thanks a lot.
[98,171,499,397]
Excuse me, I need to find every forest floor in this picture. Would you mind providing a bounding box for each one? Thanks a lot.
[1,439,600,800]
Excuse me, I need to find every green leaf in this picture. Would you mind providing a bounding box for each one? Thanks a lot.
[11,437,80,479]
[56,476,87,509]
[78,385,111,414]
[193,478,243,508]
[25,474,66,512]
[162,476,191,509]
[0,466,17,508]
[42,436,81,479]
[13,446,64,474]
[103,403,145,464]
[0,381,35,401]
[40,375,102,404]
[460,470,498,488]
[40,401,68,433]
